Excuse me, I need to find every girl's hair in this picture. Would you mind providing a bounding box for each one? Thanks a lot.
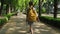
[29,1,33,6]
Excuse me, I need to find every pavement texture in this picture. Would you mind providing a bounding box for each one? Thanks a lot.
[0,13,60,34]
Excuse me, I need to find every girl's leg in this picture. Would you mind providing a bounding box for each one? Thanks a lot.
[28,22,34,34]
[30,23,33,34]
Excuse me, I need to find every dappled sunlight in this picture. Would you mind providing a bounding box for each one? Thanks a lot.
[18,30,27,33]
[34,29,41,33]
[0,13,60,34]
[34,25,40,28]
[40,29,50,31]
[7,28,15,31]
[33,21,60,34]
[41,14,53,17]
[33,22,47,29]
[34,23,45,26]
[6,28,15,34]
[20,19,23,21]
[14,27,22,30]
[0,0,60,34]
[20,23,24,25]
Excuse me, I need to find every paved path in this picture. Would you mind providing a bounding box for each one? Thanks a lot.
[0,13,60,34]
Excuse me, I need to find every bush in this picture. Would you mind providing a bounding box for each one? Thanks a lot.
[0,13,14,26]
[39,16,60,28]
[5,13,14,20]
[0,17,8,26]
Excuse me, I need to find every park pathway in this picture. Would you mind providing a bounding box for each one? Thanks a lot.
[0,13,60,34]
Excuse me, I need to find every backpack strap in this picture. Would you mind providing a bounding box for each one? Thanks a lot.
[32,8,36,15]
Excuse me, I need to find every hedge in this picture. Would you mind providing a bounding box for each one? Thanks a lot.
[5,13,14,19]
[39,16,60,28]
[0,18,8,26]
[0,13,14,26]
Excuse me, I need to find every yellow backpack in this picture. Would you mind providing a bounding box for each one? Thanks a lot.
[27,9,37,22]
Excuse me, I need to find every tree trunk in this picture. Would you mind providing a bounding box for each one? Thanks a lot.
[14,6,17,15]
[38,0,41,18]
[10,7,12,13]
[9,5,11,14]
[10,6,12,13]
[0,0,4,16]
[6,4,11,14]
[14,6,16,12]
[54,0,58,18]
[47,0,49,14]
[6,4,9,14]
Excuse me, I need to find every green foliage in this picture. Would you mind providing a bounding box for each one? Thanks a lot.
[4,17,8,21]
[42,7,46,13]
[41,0,54,14]
[0,13,14,26]
[5,14,11,19]
[40,16,60,27]
[1,0,39,12]
[0,18,8,26]
[40,16,60,21]
[4,13,14,20]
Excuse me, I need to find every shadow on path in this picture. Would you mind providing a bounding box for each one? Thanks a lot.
[0,13,60,34]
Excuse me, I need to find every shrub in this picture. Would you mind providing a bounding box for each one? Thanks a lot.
[0,13,14,26]
[5,13,14,20]
[0,17,8,26]
[39,16,60,28]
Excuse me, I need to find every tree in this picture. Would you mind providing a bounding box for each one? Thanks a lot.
[54,0,58,18]
[0,0,4,16]
[38,0,41,18]
[41,0,54,14]
[5,0,19,14]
